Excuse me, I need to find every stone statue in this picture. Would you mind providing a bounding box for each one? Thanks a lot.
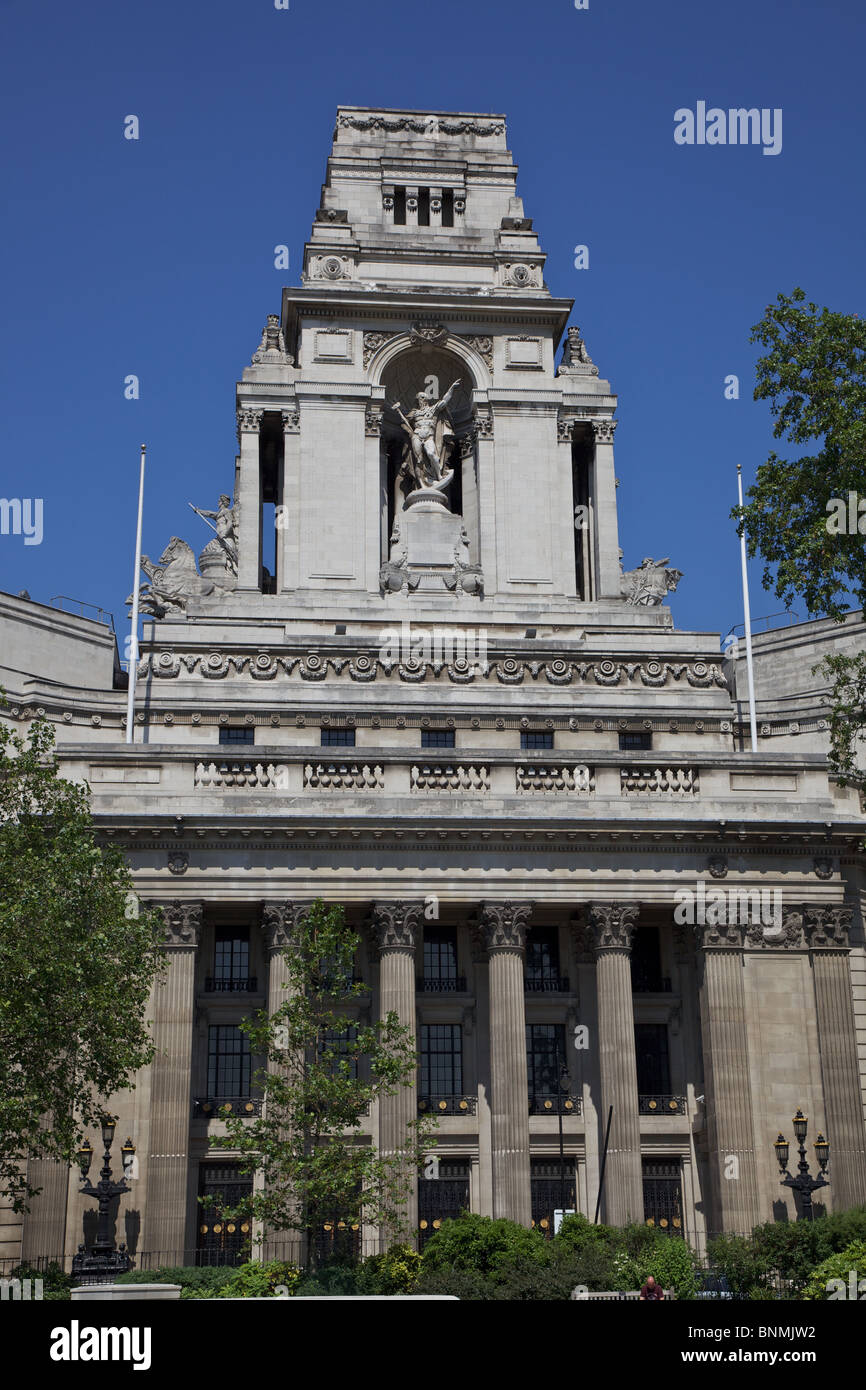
[558,325,599,377]
[252,314,292,365]
[130,538,217,617]
[189,494,238,575]
[620,556,683,606]
[391,380,461,493]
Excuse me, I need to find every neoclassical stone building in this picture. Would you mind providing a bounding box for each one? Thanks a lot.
[2,106,865,1268]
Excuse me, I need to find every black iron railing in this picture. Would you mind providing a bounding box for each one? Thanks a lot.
[417,1095,477,1115]
[204,977,258,993]
[639,1094,686,1115]
[529,1094,582,1116]
[194,1097,262,1118]
[524,976,570,993]
[417,977,467,993]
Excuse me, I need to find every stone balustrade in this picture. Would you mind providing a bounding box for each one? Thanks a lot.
[620,766,699,796]
[410,763,490,792]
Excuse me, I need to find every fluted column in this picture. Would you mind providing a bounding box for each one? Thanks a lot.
[696,920,760,1233]
[20,1157,68,1263]
[261,902,305,1261]
[806,907,866,1208]
[588,903,643,1224]
[146,901,202,1263]
[590,419,621,599]
[371,901,423,1245]
[480,901,532,1225]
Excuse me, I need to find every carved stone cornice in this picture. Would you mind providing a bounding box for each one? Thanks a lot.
[155,900,203,950]
[369,901,424,954]
[805,905,853,951]
[262,901,308,954]
[586,902,639,953]
[477,901,533,954]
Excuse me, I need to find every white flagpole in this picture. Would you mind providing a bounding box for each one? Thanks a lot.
[125,445,146,745]
[737,463,758,753]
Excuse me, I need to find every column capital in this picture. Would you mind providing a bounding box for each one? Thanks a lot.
[261,901,308,955]
[477,901,533,954]
[281,406,300,435]
[694,919,745,952]
[587,902,639,953]
[153,900,203,951]
[805,904,853,951]
[591,418,617,444]
[369,901,423,954]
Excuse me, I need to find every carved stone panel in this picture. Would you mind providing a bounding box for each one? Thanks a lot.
[805,905,853,950]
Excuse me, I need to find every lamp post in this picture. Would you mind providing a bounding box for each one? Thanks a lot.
[71,1117,136,1283]
[774,1108,829,1221]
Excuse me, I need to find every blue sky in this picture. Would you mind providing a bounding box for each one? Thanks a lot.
[1,0,864,642]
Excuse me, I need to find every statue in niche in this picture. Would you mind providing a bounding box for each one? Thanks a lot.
[391,380,461,494]
[189,494,238,576]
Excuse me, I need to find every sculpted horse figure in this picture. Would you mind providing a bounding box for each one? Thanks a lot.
[130,537,216,616]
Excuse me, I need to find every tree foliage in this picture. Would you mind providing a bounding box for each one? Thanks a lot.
[0,712,164,1212]
[213,899,435,1255]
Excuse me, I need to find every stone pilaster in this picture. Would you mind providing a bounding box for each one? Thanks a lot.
[145,901,202,1264]
[590,419,621,599]
[261,901,306,1262]
[479,901,533,1226]
[805,906,866,1208]
[236,408,263,590]
[370,901,423,1244]
[20,1158,68,1263]
[587,903,643,1224]
[696,919,761,1234]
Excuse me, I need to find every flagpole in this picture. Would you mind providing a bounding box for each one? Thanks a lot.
[737,463,758,753]
[125,445,146,745]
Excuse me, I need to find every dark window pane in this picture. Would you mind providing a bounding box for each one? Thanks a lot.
[619,731,652,751]
[417,187,430,225]
[635,1023,670,1094]
[219,727,254,745]
[630,928,665,992]
[521,731,553,750]
[441,189,454,227]
[320,728,356,746]
[393,187,406,224]
[525,929,560,983]
[421,729,455,748]
[420,1024,462,1096]
[207,1025,251,1098]
[214,928,250,983]
[319,1026,358,1080]
[197,1163,253,1266]
[526,1024,565,1096]
[423,929,457,982]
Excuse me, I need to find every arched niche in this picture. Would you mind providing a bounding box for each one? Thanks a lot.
[375,343,481,565]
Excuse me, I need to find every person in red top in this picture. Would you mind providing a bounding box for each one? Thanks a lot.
[639,1275,665,1300]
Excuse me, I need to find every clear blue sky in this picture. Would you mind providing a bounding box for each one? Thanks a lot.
[1,0,864,640]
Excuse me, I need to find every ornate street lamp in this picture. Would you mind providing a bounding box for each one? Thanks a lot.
[71,1117,136,1283]
[774,1108,829,1221]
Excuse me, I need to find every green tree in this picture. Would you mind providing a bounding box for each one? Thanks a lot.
[213,899,435,1260]
[0,712,164,1212]
[802,1240,866,1300]
[734,288,866,789]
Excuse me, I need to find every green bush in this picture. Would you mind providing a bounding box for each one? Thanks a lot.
[115,1265,236,1299]
[356,1245,421,1296]
[801,1241,866,1301]
[419,1214,548,1288]
[9,1261,72,1301]
[706,1234,769,1298]
[218,1260,301,1298]
[295,1261,360,1297]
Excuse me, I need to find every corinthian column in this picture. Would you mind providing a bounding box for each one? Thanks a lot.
[146,901,202,1264]
[587,902,643,1224]
[261,902,306,1262]
[370,901,423,1245]
[805,907,866,1208]
[480,901,533,1226]
[696,919,761,1233]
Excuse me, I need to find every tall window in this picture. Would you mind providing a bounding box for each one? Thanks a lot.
[420,1024,462,1097]
[634,1023,671,1095]
[526,1024,566,1097]
[630,927,667,993]
[422,928,459,989]
[642,1158,684,1236]
[319,1026,358,1080]
[208,1025,251,1098]
[212,928,250,990]
[196,1164,253,1266]
[525,929,562,990]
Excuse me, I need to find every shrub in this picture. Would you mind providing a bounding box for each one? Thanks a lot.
[356,1245,421,1296]
[706,1234,769,1298]
[9,1260,72,1301]
[295,1262,360,1297]
[801,1241,866,1301]
[751,1219,833,1292]
[115,1265,236,1299]
[217,1260,301,1298]
[420,1214,548,1284]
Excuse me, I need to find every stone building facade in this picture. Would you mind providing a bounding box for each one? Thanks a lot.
[2,107,865,1267]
